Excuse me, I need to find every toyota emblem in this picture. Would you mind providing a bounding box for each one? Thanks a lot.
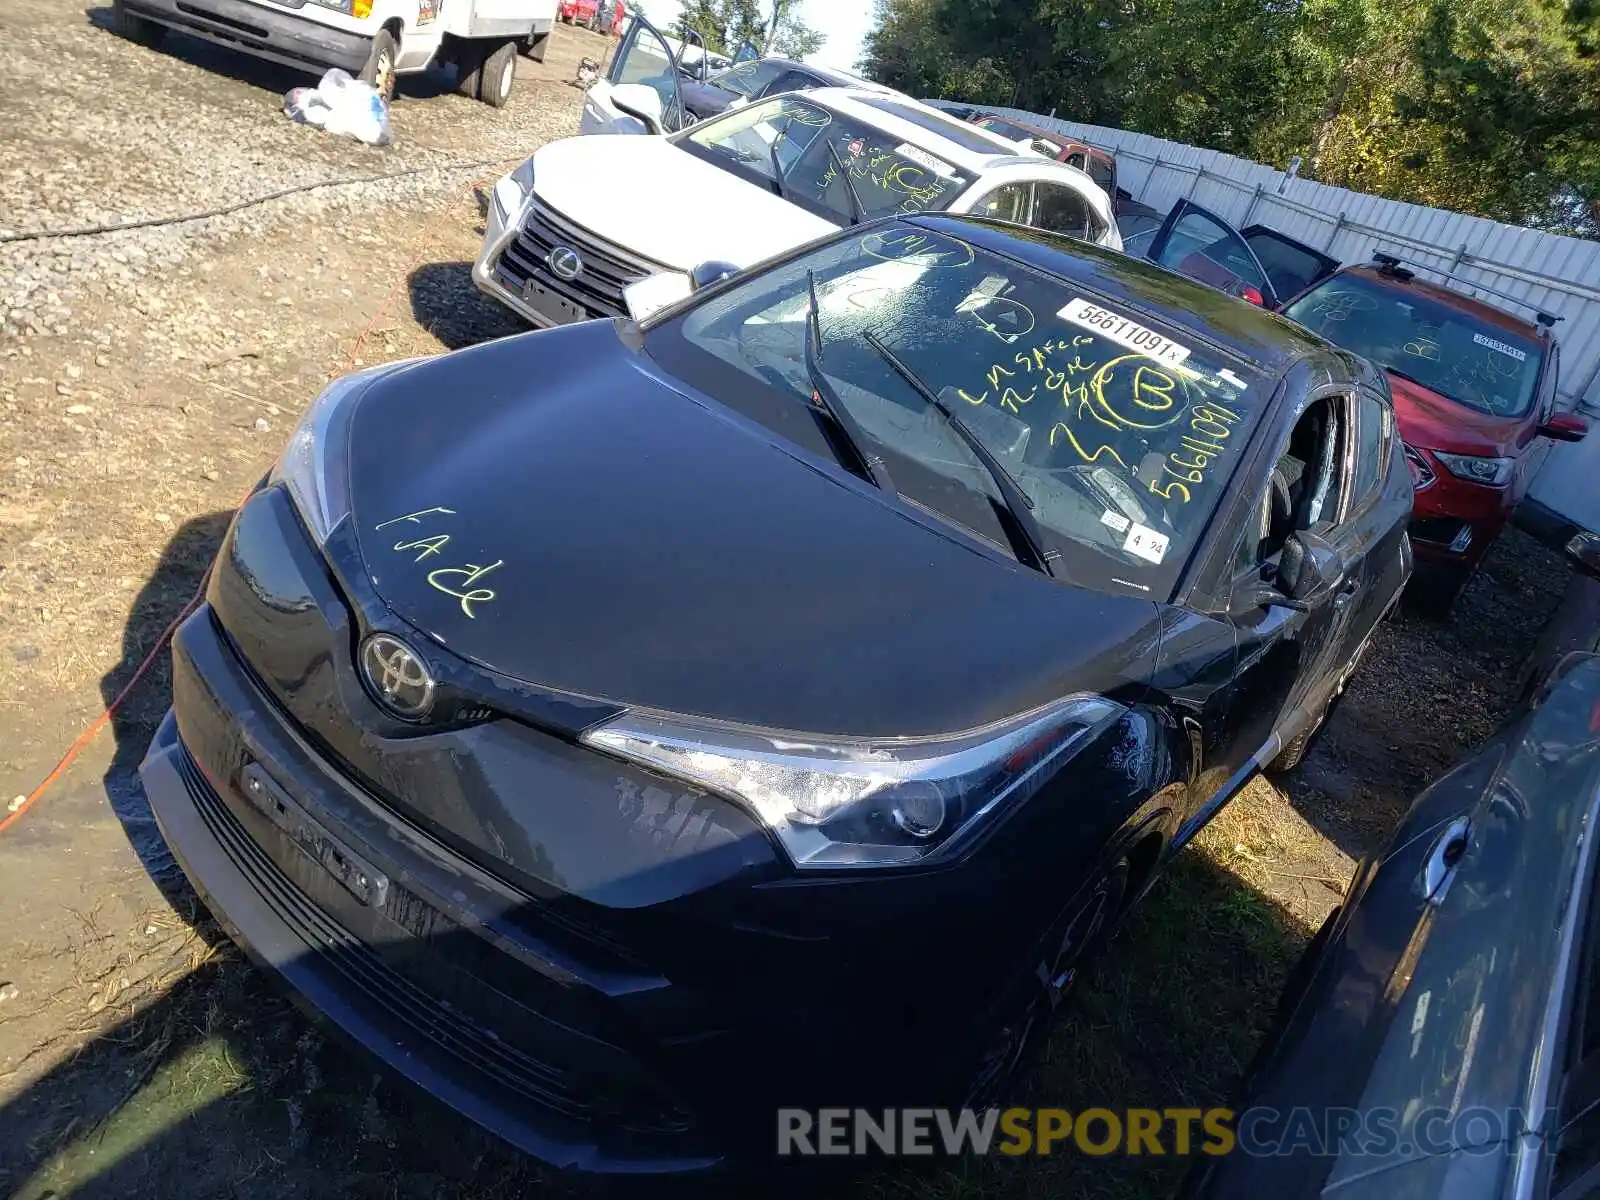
[360,633,435,720]
[547,245,583,281]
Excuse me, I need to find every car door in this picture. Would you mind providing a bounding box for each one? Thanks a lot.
[1146,198,1278,306]
[1028,180,1105,244]
[1210,387,1366,776]
[578,12,690,136]
[1240,225,1339,304]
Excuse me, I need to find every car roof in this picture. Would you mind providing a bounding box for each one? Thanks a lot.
[803,88,1051,167]
[906,213,1345,377]
[726,58,895,93]
[1334,264,1548,341]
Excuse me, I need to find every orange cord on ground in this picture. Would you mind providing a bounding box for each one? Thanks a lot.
[2,169,507,837]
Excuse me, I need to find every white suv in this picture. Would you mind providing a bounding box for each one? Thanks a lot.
[474,87,1121,330]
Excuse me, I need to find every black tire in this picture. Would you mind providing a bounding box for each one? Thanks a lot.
[477,39,517,107]
[112,0,165,47]
[455,42,484,98]
[359,27,399,101]
[1267,728,1313,775]
[1403,562,1470,620]
[956,855,1131,1109]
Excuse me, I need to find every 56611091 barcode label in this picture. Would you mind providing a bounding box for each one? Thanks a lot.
[1058,297,1192,368]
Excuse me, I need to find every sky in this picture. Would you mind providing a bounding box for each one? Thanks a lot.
[631,1,874,72]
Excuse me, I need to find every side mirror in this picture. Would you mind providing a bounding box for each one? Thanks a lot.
[1566,531,1600,578]
[610,83,665,134]
[1278,530,1345,604]
[1540,413,1588,443]
[689,260,740,290]
[622,270,693,321]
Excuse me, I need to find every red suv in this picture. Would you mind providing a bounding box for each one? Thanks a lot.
[1282,252,1586,612]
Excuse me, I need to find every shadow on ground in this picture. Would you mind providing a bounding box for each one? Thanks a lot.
[408,258,526,350]
[1274,526,1570,863]
[85,6,463,100]
[0,843,1304,1200]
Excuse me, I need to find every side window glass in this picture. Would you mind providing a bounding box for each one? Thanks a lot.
[1065,152,1087,170]
[1159,210,1269,294]
[1031,182,1099,241]
[972,183,1032,224]
[614,25,685,129]
[1349,392,1390,512]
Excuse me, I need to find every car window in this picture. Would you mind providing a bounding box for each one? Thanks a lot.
[613,23,685,129]
[1030,181,1108,243]
[1158,209,1271,296]
[1349,391,1392,513]
[711,60,788,97]
[1233,392,1354,575]
[1282,274,1545,418]
[1085,156,1115,193]
[649,222,1267,596]
[1243,229,1337,302]
[972,182,1031,224]
[1065,151,1087,170]
[677,96,976,225]
[758,70,814,99]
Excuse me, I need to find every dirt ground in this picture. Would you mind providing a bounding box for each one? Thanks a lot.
[0,8,1579,1198]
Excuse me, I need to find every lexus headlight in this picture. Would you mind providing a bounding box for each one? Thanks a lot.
[582,695,1122,868]
[1432,451,1515,487]
[270,360,423,544]
[493,158,535,224]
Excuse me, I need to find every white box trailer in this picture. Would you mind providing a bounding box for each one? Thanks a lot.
[111,0,557,107]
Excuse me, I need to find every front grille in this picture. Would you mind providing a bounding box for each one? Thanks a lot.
[496,200,665,319]
[178,746,692,1134]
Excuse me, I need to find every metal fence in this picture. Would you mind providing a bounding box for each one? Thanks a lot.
[933,104,1600,529]
[941,105,1600,412]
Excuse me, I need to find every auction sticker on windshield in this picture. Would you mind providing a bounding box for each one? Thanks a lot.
[1058,298,1191,369]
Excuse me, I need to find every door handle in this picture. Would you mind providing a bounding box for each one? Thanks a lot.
[1421,817,1471,903]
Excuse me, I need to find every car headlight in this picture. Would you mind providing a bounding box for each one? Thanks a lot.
[581,695,1123,869]
[493,158,535,223]
[270,360,422,544]
[1432,451,1515,487]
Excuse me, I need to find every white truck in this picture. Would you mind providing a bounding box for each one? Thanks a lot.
[111,0,556,107]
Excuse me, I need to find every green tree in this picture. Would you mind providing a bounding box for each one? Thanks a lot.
[674,0,826,57]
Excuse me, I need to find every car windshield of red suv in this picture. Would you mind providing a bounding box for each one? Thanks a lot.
[1283,274,1543,418]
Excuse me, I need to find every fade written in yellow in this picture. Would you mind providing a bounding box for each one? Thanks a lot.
[998,1107,1235,1156]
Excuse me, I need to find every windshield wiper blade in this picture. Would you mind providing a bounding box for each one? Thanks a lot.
[768,125,791,201]
[804,271,896,495]
[862,330,1058,578]
[825,139,866,226]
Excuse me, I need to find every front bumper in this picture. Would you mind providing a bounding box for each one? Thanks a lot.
[139,607,724,1174]
[1406,455,1512,568]
[121,0,372,76]
[472,191,665,329]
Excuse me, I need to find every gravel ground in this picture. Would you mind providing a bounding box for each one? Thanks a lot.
[0,0,592,340]
[0,10,1584,1196]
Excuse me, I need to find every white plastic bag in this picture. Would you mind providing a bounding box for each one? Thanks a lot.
[283,68,391,146]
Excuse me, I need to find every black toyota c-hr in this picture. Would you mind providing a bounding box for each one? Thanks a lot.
[140,214,1413,1174]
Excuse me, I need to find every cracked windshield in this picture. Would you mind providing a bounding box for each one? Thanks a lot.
[681,95,974,224]
[674,224,1263,592]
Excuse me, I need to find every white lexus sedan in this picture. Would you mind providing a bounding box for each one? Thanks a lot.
[473,88,1122,331]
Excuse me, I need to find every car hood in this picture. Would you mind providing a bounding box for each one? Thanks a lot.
[1386,371,1531,457]
[344,322,1162,737]
[529,135,838,271]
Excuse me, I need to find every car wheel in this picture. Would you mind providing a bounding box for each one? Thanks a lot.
[455,42,485,97]
[360,28,399,102]
[112,0,165,47]
[958,855,1130,1109]
[477,39,517,107]
[1267,688,1344,776]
